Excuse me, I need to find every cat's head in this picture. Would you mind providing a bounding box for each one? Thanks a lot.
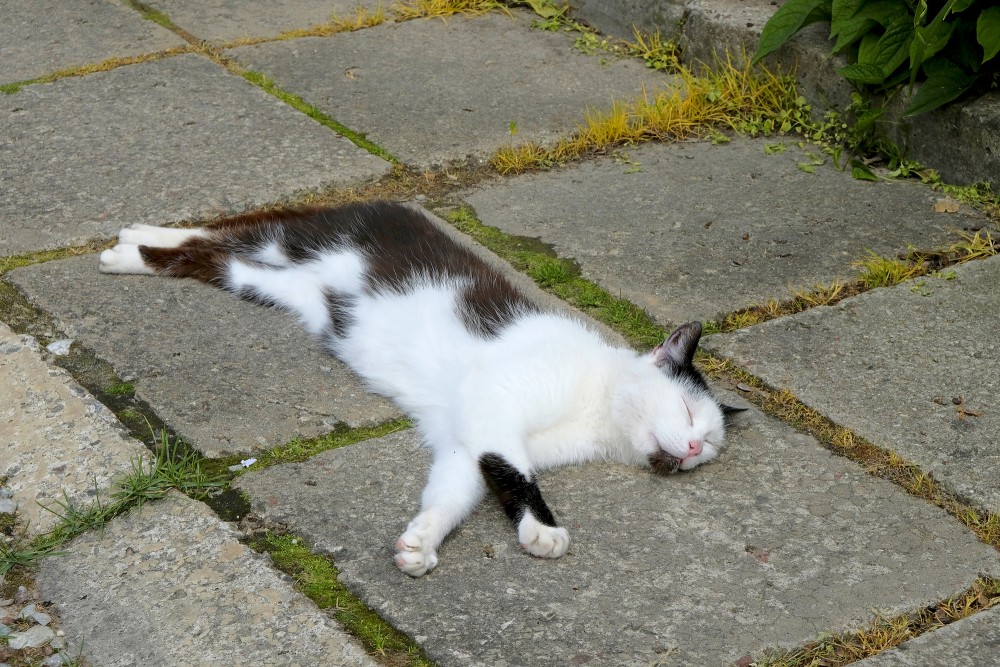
[617,322,738,474]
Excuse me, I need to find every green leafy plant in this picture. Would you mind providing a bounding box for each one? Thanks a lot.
[755,0,1000,115]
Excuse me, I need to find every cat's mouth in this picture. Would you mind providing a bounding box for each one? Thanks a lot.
[648,449,682,476]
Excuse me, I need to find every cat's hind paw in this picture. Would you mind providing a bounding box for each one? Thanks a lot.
[394,533,439,577]
[99,244,155,275]
[518,513,570,559]
[118,224,208,248]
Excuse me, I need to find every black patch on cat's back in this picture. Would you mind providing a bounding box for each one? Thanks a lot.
[354,201,540,338]
[206,201,541,338]
[479,453,558,527]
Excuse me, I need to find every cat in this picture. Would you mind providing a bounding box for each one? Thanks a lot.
[99,200,736,577]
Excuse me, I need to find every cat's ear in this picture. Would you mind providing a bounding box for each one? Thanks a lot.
[721,404,748,426]
[650,321,702,370]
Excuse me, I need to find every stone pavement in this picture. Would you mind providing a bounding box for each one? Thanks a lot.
[2,2,998,666]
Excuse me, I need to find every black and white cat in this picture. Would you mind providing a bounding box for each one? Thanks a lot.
[99,201,734,577]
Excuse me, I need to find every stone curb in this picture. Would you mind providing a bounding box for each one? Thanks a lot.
[571,0,999,188]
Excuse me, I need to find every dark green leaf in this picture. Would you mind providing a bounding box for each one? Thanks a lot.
[857,31,881,64]
[909,20,955,84]
[904,58,978,116]
[871,17,914,80]
[831,0,909,52]
[754,0,832,62]
[979,7,1000,63]
[522,0,564,18]
[831,0,864,24]
[838,62,886,83]
[850,159,879,180]
[951,0,975,13]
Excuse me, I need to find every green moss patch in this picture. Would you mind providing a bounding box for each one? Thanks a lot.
[247,531,435,666]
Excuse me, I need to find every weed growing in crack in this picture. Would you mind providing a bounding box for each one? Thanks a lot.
[491,53,810,174]
[246,531,435,666]
[442,205,665,348]
[699,355,1000,548]
[0,430,222,583]
[754,577,1000,667]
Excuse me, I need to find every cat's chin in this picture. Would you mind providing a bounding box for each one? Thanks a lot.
[647,449,683,475]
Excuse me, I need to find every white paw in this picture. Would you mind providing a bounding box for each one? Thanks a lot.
[518,513,570,559]
[118,224,207,248]
[394,532,439,577]
[99,244,154,275]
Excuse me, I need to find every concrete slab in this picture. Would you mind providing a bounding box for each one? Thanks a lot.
[461,138,968,327]
[234,414,1000,666]
[0,320,148,535]
[0,0,185,84]
[225,11,668,167]
[7,256,401,458]
[36,491,378,667]
[144,0,384,43]
[854,606,1000,667]
[0,53,390,256]
[705,254,1000,515]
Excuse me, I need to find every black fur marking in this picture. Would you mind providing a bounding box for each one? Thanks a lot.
[203,201,537,339]
[323,291,357,339]
[479,453,557,527]
[648,450,682,476]
[654,321,711,392]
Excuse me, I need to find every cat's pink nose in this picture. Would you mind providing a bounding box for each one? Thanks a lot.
[687,440,703,457]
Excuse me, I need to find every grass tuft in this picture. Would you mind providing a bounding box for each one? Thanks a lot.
[755,577,1000,666]
[392,0,507,20]
[206,417,413,478]
[491,53,810,174]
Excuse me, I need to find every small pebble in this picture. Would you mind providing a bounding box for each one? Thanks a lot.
[42,656,65,667]
[14,586,30,603]
[50,636,66,650]
[0,487,12,498]
[0,598,14,606]
[0,499,17,514]
[8,624,55,649]
[45,339,74,355]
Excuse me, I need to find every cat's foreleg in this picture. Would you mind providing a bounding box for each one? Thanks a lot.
[395,450,485,577]
[478,453,570,559]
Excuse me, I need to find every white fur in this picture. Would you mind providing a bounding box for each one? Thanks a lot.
[118,224,209,248]
[99,244,155,275]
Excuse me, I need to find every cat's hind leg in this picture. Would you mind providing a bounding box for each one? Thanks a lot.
[479,453,570,559]
[395,449,485,577]
[99,226,212,275]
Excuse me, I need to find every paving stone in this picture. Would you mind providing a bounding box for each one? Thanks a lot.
[1,0,185,84]
[234,414,1000,666]
[7,256,400,458]
[36,491,377,667]
[705,254,1000,515]
[144,0,385,43]
[225,11,667,167]
[854,606,1000,667]
[0,53,390,256]
[0,321,148,535]
[461,138,969,326]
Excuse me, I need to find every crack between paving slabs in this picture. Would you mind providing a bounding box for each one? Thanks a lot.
[119,0,401,164]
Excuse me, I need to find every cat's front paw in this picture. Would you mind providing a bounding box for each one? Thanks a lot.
[99,244,154,275]
[518,513,570,559]
[394,533,439,577]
